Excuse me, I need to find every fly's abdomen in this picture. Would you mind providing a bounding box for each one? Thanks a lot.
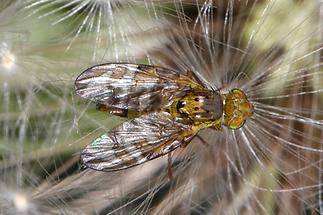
[170,91,223,123]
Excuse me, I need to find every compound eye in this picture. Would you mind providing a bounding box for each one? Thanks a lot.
[226,116,245,129]
[224,89,253,129]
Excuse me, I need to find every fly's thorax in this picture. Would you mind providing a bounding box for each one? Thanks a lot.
[172,91,223,123]
[223,89,253,129]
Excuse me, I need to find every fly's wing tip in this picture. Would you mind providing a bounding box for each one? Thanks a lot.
[80,148,92,170]
[74,73,87,97]
[80,154,104,172]
[80,144,118,172]
[80,163,88,171]
[80,147,99,170]
[75,67,90,84]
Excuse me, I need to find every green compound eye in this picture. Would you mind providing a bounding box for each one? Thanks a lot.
[224,89,253,129]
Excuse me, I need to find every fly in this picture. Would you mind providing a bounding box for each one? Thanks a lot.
[75,63,253,172]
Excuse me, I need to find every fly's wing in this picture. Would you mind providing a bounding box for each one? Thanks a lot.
[81,112,198,171]
[75,63,204,117]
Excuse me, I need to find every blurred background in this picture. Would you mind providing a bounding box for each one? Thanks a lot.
[0,0,322,214]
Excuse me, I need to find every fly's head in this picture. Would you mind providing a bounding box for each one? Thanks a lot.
[223,89,253,129]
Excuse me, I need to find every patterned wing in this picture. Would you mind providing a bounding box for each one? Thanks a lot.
[81,112,199,171]
[75,63,203,115]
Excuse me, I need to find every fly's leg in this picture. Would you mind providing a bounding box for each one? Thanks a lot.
[211,123,223,131]
[186,70,205,88]
[195,134,218,166]
[179,121,222,150]
[206,119,223,131]
[167,152,173,180]
[96,103,141,118]
[196,135,209,147]
[187,70,194,79]
[179,125,200,148]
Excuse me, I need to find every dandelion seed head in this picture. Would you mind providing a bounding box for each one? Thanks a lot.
[0,0,320,214]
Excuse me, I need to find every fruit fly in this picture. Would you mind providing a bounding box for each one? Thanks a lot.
[75,63,253,172]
